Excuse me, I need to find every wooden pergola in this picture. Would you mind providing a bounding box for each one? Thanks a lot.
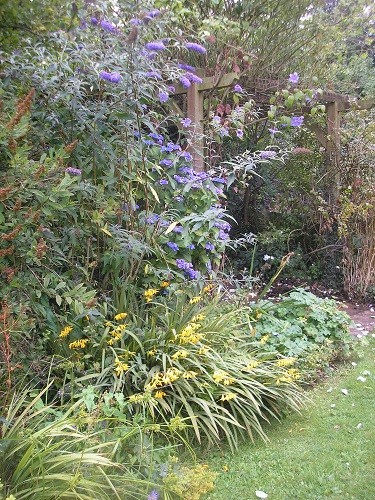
[172,73,374,183]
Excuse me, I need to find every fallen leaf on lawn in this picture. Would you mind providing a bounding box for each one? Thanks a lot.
[357,376,366,382]
[255,491,268,499]
[327,387,333,393]
[362,370,371,376]
[356,423,363,429]
[341,389,349,395]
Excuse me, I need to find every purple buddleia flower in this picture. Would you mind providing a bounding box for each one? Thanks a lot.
[65,167,82,176]
[145,71,162,80]
[168,85,175,93]
[219,127,229,137]
[99,71,122,83]
[218,229,229,240]
[147,491,159,500]
[167,242,179,252]
[173,225,183,234]
[212,177,226,184]
[205,242,215,251]
[161,142,181,153]
[260,150,277,159]
[149,132,164,142]
[233,84,243,93]
[289,72,299,84]
[130,18,142,25]
[180,151,193,161]
[160,158,173,167]
[100,20,117,33]
[181,118,192,128]
[290,116,304,127]
[91,17,99,25]
[147,10,161,18]
[145,214,160,224]
[173,174,188,184]
[143,139,155,146]
[185,42,207,54]
[158,91,169,103]
[175,195,184,202]
[159,179,168,185]
[178,63,195,72]
[179,76,191,88]
[236,129,243,138]
[188,243,195,249]
[145,41,166,51]
[185,72,203,84]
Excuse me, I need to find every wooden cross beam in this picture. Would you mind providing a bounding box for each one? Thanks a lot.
[172,72,238,171]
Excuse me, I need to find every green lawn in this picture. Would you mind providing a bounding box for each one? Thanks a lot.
[203,339,375,500]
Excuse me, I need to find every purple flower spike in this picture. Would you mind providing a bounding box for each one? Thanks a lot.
[65,167,82,176]
[158,91,169,103]
[185,42,207,54]
[179,76,191,88]
[100,20,117,33]
[185,72,203,84]
[145,41,166,51]
[181,118,192,128]
[290,116,304,127]
[99,71,122,84]
[289,72,299,84]
[205,242,215,251]
[91,17,99,25]
[145,71,162,80]
[167,242,179,252]
[147,490,159,500]
[233,84,243,93]
[159,179,168,185]
[178,63,196,72]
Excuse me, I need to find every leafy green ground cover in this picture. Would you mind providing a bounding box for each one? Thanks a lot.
[203,338,375,500]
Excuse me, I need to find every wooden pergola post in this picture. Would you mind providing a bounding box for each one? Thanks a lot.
[172,72,237,172]
[327,101,341,202]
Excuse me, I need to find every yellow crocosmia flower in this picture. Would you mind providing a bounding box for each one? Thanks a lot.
[171,350,189,360]
[189,296,202,304]
[114,312,127,321]
[245,360,259,371]
[198,346,209,355]
[220,392,236,402]
[128,393,148,403]
[276,358,296,367]
[116,324,127,331]
[154,390,166,399]
[59,326,73,338]
[107,338,114,346]
[105,321,112,327]
[259,334,270,345]
[255,311,263,320]
[223,376,235,386]
[182,371,198,379]
[213,369,228,384]
[287,368,301,380]
[160,281,170,288]
[68,338,89,349]
[192,314,205,322]
[203,284,214,293]
[144,288,159,302]
[114,359,129,376]
[147,348,157,357]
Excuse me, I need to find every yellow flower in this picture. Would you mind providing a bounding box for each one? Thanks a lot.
[154,390,166,399]
[255,311,263,320]
[198,346,210,355]
[147,348,157,357]
[203,284,214,293]
[160,281,170,288]
[245,360,259,371]
[144,288,159,302]
[114,312,127,321]
[259,334,270,345]
[114,359,129,376]
[105,321,112,327]
[220,392,237,402]
[178,322,203,345]
[59,326,73,338]
[276,358,296,367]
[192,314,205,322]
[128,393,148,404]
[172,350,189,360]
[287,368,301,380]
[68,338,89,349]
[116,324,127,331]
[213,370,235,385]
[182,370,198,379]
[189,296,202,304]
